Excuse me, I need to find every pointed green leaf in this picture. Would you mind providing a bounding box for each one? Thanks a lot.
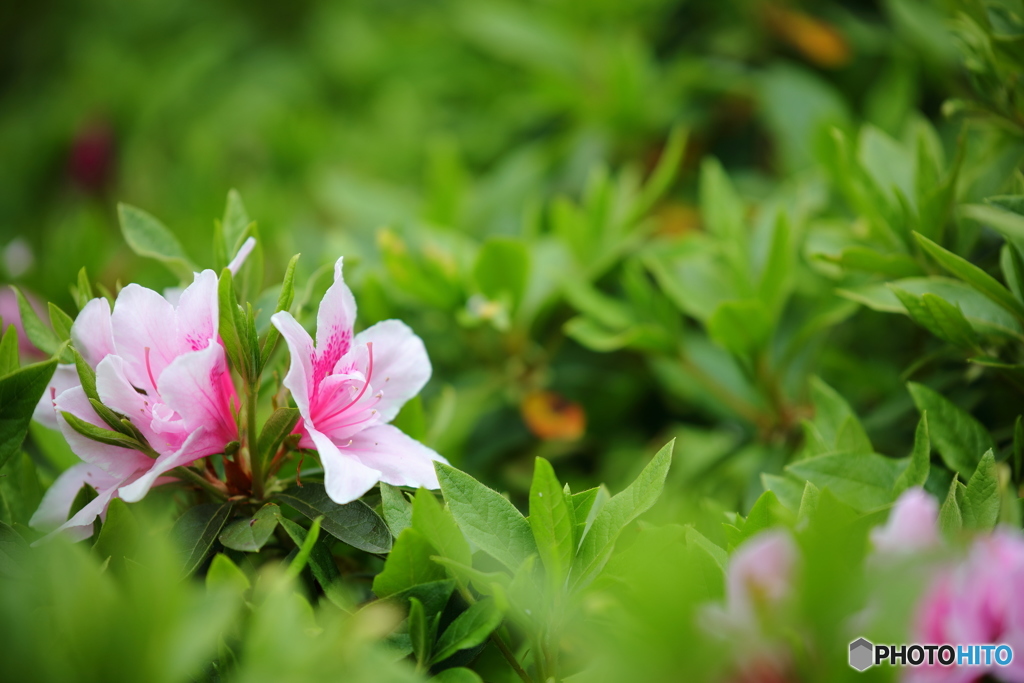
[219,504,281,552]
[279,516,341,593]
[408,596,432,668]
[961,450,999,531]
[907,382,992,476]
[92,498,140,563]
[0,520,28,579]
[571,440,673,589]
[257,408,300,466]
[0,325,18,376]
[939,475,962,535]
[118,203,195,281]
[894,413,931,495]
[528,457,575,586]
[0,359,57,470]
[276,483,392,554]
[206,553,251,594]
[412,488,471,566]
[914,231,1024,320]
[381,483,413,537]
[47,303,73,342]
[11,287,60,355]
[429,597,504,666]
[170,502,233,577]
[285,515,321,580]
[74,267,94,311]
[372,527,447,598]
[435,462,536,572]
[891,288,980,348]
[787,451,901,510]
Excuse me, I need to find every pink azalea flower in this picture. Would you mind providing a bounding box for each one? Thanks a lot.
[271,257,447,504]
[31,270,239,541]
[704,530,798,638]
[907,529,1024,683]
[871,488,941,557]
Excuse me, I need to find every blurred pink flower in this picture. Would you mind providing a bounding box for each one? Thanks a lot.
[704,530,798,637]
[907,529,1024,683]
[871,488,941,557]
[32,271,239,541]
[271,257,446,504]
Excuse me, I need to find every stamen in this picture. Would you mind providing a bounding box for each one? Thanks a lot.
[337,342,374,413]
[144,347,158,391]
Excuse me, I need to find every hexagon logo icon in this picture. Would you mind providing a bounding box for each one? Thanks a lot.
[849,638,874,671]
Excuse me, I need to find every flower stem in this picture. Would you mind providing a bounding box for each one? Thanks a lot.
[247,378,264,500]
[173,466,228,501]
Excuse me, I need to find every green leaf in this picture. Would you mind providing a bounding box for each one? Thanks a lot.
[411,488,471,567]
[47,303,73,342]
[118,203,195,281]
[914,232,1024,321]
[408,596,433,669]
[722,491,793,549]
[92,498,140,563]
[819,246,922,278]
[528,457,575,587]
[807,376,871,453]
[380,483,413,537]
[570,486,601,545]
[758,213,793,317]
[170,503,233,577]
[894,413,931,495]
[0,452,43,527]
[907,382,993,477]
[222,189,251,255]
[435,462,536,572]
[385,579,456,617]
[962,202,1024,243]
[631,125,687,222]
[0,325,18,376]
[939,475,962,535]
[961,450,1000,531]
[787,451,901,510]
[430,557,511,597]
[219,504,281,552]
[257,408,300,467]
[0,520,28,579]
[797,481,821,524]
[890,289,980,348]
[11,287,60,355]
[217,269,249,381]
[429,597,504,666]
[285,515,321,581]
[206,553,251,594]
[571,440,674,589]
[276,483,392,553]
[760,473,805,512]
[279,517,341,594]
[707,300,772,356]
[260,253,300,368]
[372,527,447,598]
[60,411,143,450]
[74,267,94,311]
[684,526,728,572]
[430,668,483,683]
[841,277,1023,340]
[473,237,529,310]
[0,359,57,470]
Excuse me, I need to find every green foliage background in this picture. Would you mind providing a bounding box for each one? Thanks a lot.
[4,0,1024,681]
